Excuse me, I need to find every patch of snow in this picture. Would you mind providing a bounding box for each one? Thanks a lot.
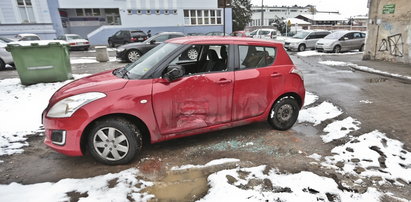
[304,91,319,107]
[0,75,89,156]
[308,153,322,161]
[297,51,361,57]
[319,60,350,66]
[70,57,117,64]
[298,101,343,126]
[245,142,254,146]
[8,40,68,46]
[322,130,411,183]
[0,168,154,202]
[322,117,361,143]
[171,158,240,170]
[199,165,383,202]
[360,100,373,104]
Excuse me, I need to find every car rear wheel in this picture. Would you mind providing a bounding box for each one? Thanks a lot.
[333,45,341,53]
[0,59,5,70]
[298,44,306,52]
[268,96,300,131]
[88,118,142,165]
[359,44,364,52]
[127,50,141,62]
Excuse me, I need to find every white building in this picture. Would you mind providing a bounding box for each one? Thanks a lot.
[0,0,232,45]
[249,5,314,26]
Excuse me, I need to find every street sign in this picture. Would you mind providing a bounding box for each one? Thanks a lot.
[382,4,395,14]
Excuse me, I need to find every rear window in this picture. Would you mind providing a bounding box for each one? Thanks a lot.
[238,45,276,69]
[131,31,146,36]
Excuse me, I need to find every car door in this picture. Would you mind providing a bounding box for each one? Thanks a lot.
[340,33,354,51]
[152,44,234,134]
[112,31,122,45]
[352,32,364,50]
[305,33,317,49]
[232,44,280,121]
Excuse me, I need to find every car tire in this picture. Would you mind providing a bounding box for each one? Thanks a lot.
[359,44,364,52]
[298,44,306,52]
[333,45,341,53]
[127,50,141,62]
[0,59,5,70]
[268,96,300,131]
[87,117,142,165]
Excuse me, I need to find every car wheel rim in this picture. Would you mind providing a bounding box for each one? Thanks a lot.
[276,104,293,123]
[187,49,198,60]
[335,47,341,53]
[93,127,129,161]
[128,51,140,62]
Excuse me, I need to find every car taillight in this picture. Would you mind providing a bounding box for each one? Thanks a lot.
[131,37,137,41]
[291,67,304,80]
[84,42,89,44]
[69,42,76,45]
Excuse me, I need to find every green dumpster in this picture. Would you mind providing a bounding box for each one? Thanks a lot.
[6,40,73,85]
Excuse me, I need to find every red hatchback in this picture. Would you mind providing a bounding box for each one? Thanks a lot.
[42,36,305,165]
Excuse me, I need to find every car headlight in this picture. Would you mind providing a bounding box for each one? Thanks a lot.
[117,48,125,52]
[47,92,106,118]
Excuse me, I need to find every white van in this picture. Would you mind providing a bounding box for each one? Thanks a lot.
[250,29,279,40]
[284,30,330,51]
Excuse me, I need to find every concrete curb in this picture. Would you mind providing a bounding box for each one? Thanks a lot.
[348,64,411,84]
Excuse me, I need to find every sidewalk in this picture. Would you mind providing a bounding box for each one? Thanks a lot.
[335,54,411,83]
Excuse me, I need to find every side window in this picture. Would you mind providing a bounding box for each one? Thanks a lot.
[353,32,362,38]
[344,33,354,39]
[153,34,169,43]
[114,31,122,37]
[361,33,366,38]
[239,45,276,69]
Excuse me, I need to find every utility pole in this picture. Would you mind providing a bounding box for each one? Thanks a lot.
[223,0,226,35]
[261,0,264,28]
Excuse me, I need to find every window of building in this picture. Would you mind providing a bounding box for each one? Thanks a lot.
[155,10,160,15]
[127,9,132,15]
[172,10,177,15]
[17,0,35,23]
[183,9,223,25]
[76,8,101,17]
[137,10,142,15]
[105,9,121,25]
[76,9,84,16]
[238,45,276,69]
[164,10,169,15]
[146,10,151,15]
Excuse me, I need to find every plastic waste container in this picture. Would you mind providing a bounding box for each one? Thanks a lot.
[6,40,73,85]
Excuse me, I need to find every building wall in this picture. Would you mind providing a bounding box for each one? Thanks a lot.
[250,6,312,26]
[364,0,410,63]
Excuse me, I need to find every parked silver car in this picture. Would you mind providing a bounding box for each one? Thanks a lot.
[316,31,366,53]
[284,30,330,51]
[0,38,14,70]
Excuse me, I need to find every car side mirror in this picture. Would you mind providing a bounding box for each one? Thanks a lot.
[150,40,156,44]
[163,65,185,81]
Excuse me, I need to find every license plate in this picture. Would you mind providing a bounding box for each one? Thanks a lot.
[138,38,143,40]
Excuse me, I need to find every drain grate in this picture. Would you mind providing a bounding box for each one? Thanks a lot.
[368,78,387,83]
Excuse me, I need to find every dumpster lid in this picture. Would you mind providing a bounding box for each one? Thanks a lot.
[8,40,68,47]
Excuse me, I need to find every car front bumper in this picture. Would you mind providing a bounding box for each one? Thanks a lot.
[284,43,299,51]
[316,44,333,52]
[116,50,128,61]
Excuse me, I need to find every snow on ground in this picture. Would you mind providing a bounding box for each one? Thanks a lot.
[321,117,361,143]
[171,158,240,170]
[308,153,322,161]
[298,101,343,126]
[319,60,411,80]
[0,168,154,202]
[70,57,117,64]
[199,165,383,202]
[297,51,361,57]
[0,75,88,156]
[322,130,411,184]
[303,91,318,107]
[360,100,373,104]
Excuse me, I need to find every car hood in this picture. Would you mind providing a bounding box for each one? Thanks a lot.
[50,70,128,103]
[285,38,303,43]
[316,39,337,44]
[118,42,147,49]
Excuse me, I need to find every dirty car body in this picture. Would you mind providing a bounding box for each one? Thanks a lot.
[42,36,305,165]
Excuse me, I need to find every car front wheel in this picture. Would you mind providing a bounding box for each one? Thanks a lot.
[333,45,341,53]
[127,50,141,62]
[268,96,300,131]
[88,117,142,165]
[298,44,306,52]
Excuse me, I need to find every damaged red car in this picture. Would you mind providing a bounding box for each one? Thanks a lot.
[42,36,305,165]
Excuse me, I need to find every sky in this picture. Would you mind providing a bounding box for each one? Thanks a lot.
[250,0,369,17]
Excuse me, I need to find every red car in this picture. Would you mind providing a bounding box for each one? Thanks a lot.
[42,36,305,165]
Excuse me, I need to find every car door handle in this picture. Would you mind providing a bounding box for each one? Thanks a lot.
[271,72,282,78]
[216,79,232,84]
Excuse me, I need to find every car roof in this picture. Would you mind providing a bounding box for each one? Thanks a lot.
[167,36,283,46]
[64,34,80,36]
[17,33,39,37]
[157,32,184,35]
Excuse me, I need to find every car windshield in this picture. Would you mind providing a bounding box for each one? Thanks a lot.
[324,32,346,39]
[125,42,181,79]
[0,37,13,43]
[67,35,82,40]
[292,31,310,39]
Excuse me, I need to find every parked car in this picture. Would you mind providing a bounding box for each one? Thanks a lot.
[116,32,185,62]
[205,32,228,36]
[187,33,203,36]
[230,31,251,37]
[0,41,14,70]
[42,36,305,165]
[284,30,330,51]
[249,29,279,40]
[0,37,14,43]
[108,30,147,47]
[316,31,366,53]
[56,34,90,51]
[15,33,40,41]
